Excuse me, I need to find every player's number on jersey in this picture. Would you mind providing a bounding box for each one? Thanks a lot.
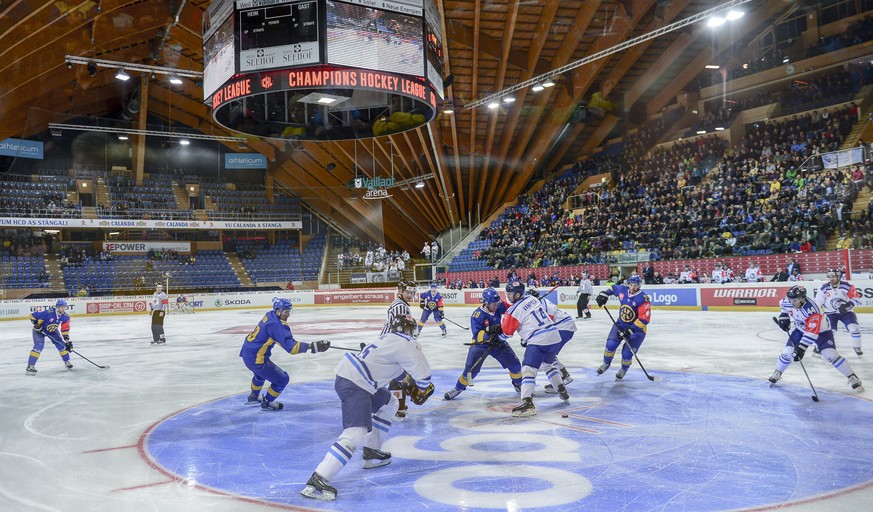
[530,308,549,327]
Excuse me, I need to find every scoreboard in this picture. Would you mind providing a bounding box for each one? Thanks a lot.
[238,0,320,72]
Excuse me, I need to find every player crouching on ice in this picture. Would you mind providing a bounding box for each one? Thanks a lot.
[26,299,73,375]
[443,287,522,400]
[239,298,330,410]
[770,285,863,392]
[501,281,568,417]
[301,314,434,501]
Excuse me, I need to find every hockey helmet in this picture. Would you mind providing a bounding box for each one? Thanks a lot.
[786,285,807,301]
[526,287,541,298]
[397,279,416,294]
[391,314,417,335]
[430,282,438,289]
[481,288,501,304]
[273,298,293,312]
[505,280,525,303]
[55,299,68,308]
[627,275,642,286]
[826,268,841,280]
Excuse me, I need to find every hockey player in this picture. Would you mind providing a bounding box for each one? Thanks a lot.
[149,283,168,344]
[816,269,863,356]
[594,274,651,379]
[383,279,417,419]
[443,288,521,400]
[770,285,863,392]
[26,299,73,375]
[744,262,762,283]
[501,281,567,417]
[527,288,576,393]
[416,282,447,337]
[576,272,593,318]
[175,293,193,314]
[240,298,331,410]
[300,314,433,501]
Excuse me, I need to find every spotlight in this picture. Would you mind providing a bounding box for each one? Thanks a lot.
[532,83,545,92]
[169,75,183,85]
[87,61,97,77]
[487,102,500,110]
[179,138,190,145]
[50,127,62,137]
[118,135,129,140]
[66,61,72,70]
[443,108,454,114]
[115,68,130,81]
[542,78,555,88]
[415,180,425,189]
[503,96,515,103]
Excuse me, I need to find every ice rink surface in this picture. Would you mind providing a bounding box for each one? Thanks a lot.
[2,305,873,512]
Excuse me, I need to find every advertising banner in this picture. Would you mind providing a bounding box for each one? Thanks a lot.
[645,288,699,307]
[86,301,148,314]
[0,217,302,230]
[700,286,792,308]
[350,273,368,284]
[315,291,395,304]
[102,242,191,253]
[224,153,267,169]
[0,138,44,159]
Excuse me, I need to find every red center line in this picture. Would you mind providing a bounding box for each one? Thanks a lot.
[111,480,175,493]
[82,444,137,453]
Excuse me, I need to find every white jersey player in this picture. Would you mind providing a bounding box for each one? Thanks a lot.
[501,281,567,417]
[744,264,762,283]
[529,288,576,393]
[816,269,863,356]
[301,314,432,501]
[711,265,724,284]
[769,286,863,392]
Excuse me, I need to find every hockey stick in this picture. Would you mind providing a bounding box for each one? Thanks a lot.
[328,344,363,352]
[70,349,110,369]
[602,306,656,381]
[465,344,494,387]
[442,315,470,331]
[797,357,820,402]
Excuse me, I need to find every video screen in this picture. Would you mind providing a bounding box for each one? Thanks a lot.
[238,0,320,72]
[203,13,235,100]
[326,0,424,77]
[425,21,444,98]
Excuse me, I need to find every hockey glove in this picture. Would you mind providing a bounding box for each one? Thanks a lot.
[793,344,807,362]
[595,292,609,307]
[838,302,852,314]
[776,314,791,333]
[618,328,632,342]
[65,341,73,352]
[408,382,435,406]
[485,324,502,336]
[310,340,331,353]
[419,298,426,310]
[520,339,528,348]
[32,321,42,332]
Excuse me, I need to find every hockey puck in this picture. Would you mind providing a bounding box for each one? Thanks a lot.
[561,414,569,418]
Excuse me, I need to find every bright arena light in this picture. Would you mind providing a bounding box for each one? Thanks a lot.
[708,16,726,28]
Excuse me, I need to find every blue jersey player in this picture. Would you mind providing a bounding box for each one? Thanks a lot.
[27,299,73,375]
[240,298,331,410]
[416,283,447,337]
[595,275,651,379]
[443,288,522,400]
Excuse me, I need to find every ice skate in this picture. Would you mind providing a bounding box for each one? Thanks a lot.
[560,368,573,385]
[544,384,557,394]
[584,312,591,319]
[362,447,392,469]
[245,392,262,405]
[156,337,166,345]
[615,368,627,380]
[441,331,447,337]
[596,362,610,375]
[394,406,407,421]
[443,388,461,400]
[812,346,821,358]
[300,472,336,501]
[260,399,283,411]
[65,361,73,370]
[150,339,158,345]
[511,397,537,417]
[556,384,570,402]
[768,370,782,384]
[854,347,863,357]
[849,374,865,392]
[25,365,37,376]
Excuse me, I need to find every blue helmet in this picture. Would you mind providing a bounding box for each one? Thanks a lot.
[55,299,68,308]
[430,282,438,289]
[481,288,500,304]
[627,275,642,286]
[273,298,293,312]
